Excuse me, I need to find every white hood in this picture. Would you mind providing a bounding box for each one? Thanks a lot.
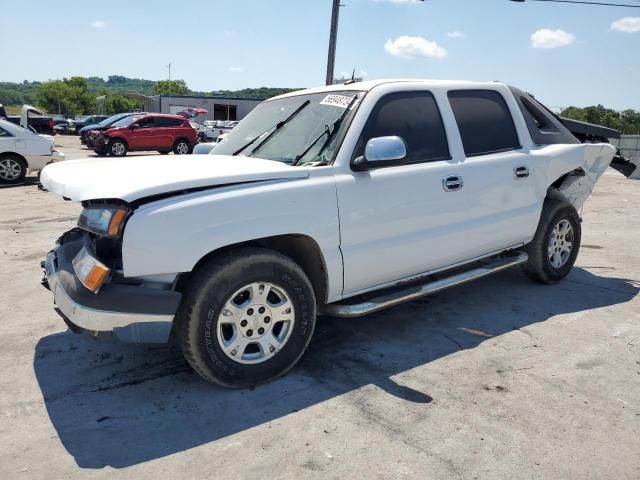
[40,155,309,202]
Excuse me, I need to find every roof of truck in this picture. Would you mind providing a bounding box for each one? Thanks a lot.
[271,79,504,101]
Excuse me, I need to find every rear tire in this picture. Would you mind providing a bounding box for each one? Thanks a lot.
[175,247,316,388]
[522,199,581,284]
[173,139,191,155]
[108,139,127,157]
[0,155,27,185]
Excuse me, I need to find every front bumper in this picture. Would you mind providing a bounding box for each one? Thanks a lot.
[43,231,181,343]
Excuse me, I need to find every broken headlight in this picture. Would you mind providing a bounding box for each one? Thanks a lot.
[78,205,131,238]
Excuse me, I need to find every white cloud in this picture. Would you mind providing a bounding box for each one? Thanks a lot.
[531,29,575,49]
[611,17,640,33]
[359,69,369,77]
[229,66,244,72]
[447,31,465,39]
[384,36,448,59]
[91,20,106,29]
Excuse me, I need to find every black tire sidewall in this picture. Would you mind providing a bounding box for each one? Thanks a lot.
[184,253,316,387]
[538,204,581,282]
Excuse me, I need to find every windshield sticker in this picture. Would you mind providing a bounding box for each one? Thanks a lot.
[320,94,354,109]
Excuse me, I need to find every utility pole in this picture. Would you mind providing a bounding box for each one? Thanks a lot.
[167,62,172,82]
[325,0,341,86]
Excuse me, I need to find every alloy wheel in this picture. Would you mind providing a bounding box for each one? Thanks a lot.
[216,282,295,364]
[0,158,23,181]
[548,219,574,269]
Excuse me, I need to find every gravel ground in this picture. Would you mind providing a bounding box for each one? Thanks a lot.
[0,136,638,479]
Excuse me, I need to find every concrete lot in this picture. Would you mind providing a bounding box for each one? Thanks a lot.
[1,136,639,479]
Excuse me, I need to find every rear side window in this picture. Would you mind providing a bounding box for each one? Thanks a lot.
[155,117,184,127]
[355,91,450,164]
[448,90,520,157]
[0,127,12,137]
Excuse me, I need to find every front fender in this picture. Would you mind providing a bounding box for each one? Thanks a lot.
[122,175,344,301]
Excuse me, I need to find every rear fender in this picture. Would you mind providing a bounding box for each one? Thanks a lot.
[547,143,616,211]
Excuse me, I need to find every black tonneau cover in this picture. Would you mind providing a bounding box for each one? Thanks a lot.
[560,117,621,141]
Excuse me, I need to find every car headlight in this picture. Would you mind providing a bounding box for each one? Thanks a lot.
[78,205,131,238]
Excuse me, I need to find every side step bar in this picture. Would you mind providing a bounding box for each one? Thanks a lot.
[321,251,528,318]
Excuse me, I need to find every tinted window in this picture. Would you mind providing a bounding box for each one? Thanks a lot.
[155,117,184,127]
[0,127,12,137]
[139,117,157,128]
[355,91,450,163]
[448,90,520,157]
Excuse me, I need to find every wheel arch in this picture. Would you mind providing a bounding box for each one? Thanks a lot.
[109,136,128,148]
[0,151,28,167]
[174,137,191,147]
[176,233,330,305]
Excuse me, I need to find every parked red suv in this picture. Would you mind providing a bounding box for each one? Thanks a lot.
[94,114,198,157]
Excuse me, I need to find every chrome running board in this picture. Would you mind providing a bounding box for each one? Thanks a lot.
[321,251,528,318]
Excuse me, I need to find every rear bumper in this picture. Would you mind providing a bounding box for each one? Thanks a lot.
[43,231,181,343]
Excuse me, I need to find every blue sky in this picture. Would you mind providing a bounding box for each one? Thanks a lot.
[3,0,640,109]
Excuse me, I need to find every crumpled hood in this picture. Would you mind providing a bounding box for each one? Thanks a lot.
[40,155,309,202]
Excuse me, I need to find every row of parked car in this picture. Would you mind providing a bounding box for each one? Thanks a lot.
[78,110,237,157]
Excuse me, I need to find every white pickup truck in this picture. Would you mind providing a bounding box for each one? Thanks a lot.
[41,79,616,388]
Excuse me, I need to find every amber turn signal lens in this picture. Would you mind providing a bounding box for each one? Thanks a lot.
[108,208,129,237]
[83,263,110,293]
[72,247,111,294]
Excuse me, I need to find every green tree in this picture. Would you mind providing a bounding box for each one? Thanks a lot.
[105,94,141,114]
[34,77,93,116]
[153,80,190,96]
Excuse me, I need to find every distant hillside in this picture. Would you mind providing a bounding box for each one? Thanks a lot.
[0,75,300,108]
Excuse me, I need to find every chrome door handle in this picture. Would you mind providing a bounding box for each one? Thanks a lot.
[514,166,530,179]
[443,175,464,192]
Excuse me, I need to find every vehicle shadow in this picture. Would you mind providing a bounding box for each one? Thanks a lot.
[0,176,39,189]
[33,267,638,469]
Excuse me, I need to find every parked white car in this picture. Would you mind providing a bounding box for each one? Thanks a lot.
[200,120,238,141]
[41,79,618,388]
[0,119,64,184]
[192,134,228,155]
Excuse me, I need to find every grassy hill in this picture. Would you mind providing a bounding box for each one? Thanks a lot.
[0,75,299,109]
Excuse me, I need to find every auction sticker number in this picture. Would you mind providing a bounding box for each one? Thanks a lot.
[320,94,354,109]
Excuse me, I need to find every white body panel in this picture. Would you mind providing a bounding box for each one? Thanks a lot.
[39,79,616,305]
[40,155,309,202]
[0,119,58,172]
[122,170,344,300]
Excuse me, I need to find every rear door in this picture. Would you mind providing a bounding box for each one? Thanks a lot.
[154,117,184,149]
[445,89,540,251]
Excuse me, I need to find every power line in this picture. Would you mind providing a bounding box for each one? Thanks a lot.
[510,0,640,7]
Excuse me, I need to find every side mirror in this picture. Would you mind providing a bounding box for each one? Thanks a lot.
[353,136,407,171]
[130,124,141,130]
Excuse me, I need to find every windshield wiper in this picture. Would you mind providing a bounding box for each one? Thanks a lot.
[232,100,311,156]
[291,95,358,166]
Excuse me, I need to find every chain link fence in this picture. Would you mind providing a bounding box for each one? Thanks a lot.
[611,135,640,162]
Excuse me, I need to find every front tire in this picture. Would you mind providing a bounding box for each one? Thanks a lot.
[176,247,316,388]
[0,155,27,185]
[522,199,581,284]
[108,139,127,157]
